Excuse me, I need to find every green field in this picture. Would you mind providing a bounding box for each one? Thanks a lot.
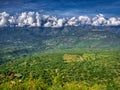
[0,48,120,90]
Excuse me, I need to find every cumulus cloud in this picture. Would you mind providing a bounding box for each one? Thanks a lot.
[78,16,91,25]
[66,17,79,26]
[0,12,9,26]
[0,12,120,27]
[107,17,120,26]
[92,14,107,26]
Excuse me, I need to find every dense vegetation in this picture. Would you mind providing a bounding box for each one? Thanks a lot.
[0,26,120,89]
[0,49,120,90]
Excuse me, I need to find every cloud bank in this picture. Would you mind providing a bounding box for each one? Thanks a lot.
[0,12,120,27]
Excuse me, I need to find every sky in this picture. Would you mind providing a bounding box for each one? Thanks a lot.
[0,0,120,17]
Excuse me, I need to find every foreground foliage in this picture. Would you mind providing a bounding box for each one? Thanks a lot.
[0,49,120,90]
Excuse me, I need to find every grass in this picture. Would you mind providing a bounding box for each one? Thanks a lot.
[0,48,120,90]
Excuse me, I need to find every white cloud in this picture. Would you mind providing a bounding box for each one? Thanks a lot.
[92,14,107,26]
[44,21,52,27]
[0,12,9,27]
[8,16,16,25]
[107,17,120,26]
[78,16,91,24]
[0,12,120,27]
[54,18,66,27]
[36,12,41,26]
[66,17,79,26]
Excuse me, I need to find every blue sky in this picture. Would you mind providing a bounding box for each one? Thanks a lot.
[0,0,120,17]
